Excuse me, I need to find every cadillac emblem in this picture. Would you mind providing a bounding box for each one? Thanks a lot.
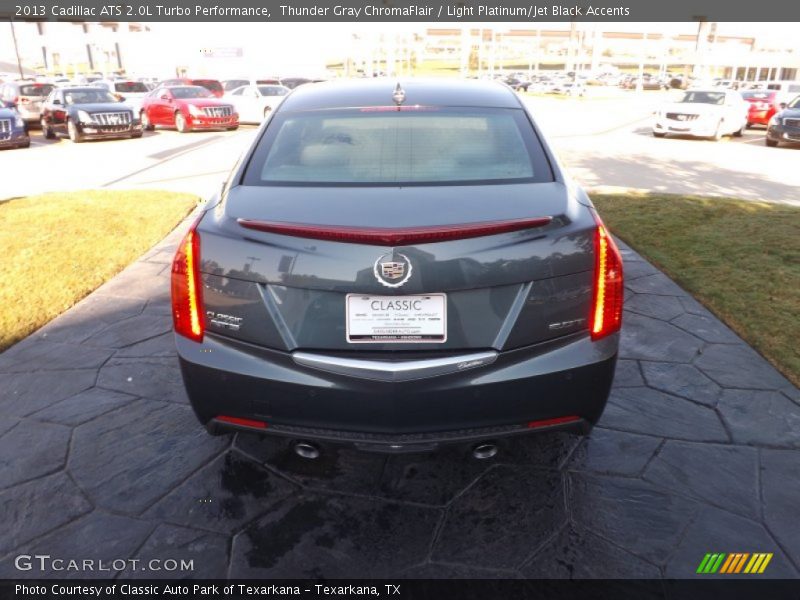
[374,252,412,288]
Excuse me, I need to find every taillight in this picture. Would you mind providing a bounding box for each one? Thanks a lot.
[171,220,204,342]
[527,415,581,429]
[236,217,553,246]
[590,214,624,341]
[217,415,268,429]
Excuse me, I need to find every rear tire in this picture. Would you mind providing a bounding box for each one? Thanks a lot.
[141,110,154,131]
[18,138,31,148]
[67,119,83,143]
[733,124,744,137]
[41,118,55,139]
[175,112,190,133]
[653,131,666,138]
[746,122,753,129]
[227,125,238,131]
[766,138,779,147]
[130,132,142,139]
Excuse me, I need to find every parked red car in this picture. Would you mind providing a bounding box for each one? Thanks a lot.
[159,78,224,98]
[742,90,782,127]
[140,85,238,133]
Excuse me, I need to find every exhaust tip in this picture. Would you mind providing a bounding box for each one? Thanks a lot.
[472,442,498,460]
[294,441,321,460]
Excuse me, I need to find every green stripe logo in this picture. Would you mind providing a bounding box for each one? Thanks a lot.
[697,553,727,573]
[697,552,773,574]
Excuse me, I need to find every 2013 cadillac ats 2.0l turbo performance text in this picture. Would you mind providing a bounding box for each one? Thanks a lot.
[171,78,623,455]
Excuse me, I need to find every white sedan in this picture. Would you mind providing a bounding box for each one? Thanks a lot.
[653,89,748,140]
[225,84,290,124]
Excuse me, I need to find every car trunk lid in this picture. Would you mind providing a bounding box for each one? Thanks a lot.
[196,182,596,352]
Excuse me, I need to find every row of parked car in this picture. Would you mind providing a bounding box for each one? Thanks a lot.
[651,87,800,147]
[0,75,317,149]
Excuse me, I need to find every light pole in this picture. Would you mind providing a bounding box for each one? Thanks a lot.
[10,21,25,79]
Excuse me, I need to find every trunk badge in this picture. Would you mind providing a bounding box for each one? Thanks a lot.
[374,252,412,288]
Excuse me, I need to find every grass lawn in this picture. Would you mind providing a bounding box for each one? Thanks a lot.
[0,190,199,352]
[592,192,800,387]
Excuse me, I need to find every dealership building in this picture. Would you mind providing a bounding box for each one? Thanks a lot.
[1,21,798,82]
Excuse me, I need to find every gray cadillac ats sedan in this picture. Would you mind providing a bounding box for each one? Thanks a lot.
[172,78,623,455]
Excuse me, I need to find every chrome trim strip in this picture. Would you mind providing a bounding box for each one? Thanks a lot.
[292,350,498,382]
[492,281,532,349]
[258,284,298,351]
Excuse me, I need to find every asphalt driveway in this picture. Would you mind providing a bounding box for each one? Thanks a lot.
[0,220,798,580]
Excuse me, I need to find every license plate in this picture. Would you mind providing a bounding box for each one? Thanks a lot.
[346,294,446,343]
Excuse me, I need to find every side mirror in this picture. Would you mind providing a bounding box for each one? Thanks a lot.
[52,98,62,105]
[779,103,787,109]
[160,94,170,101]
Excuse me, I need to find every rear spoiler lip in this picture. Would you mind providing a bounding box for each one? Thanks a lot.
[236,216,554,246]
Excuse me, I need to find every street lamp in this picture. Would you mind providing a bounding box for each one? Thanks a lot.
[10,21,25,79]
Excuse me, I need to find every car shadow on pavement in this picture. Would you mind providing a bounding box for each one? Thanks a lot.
[567,152,800,204]
[629,125,800,149]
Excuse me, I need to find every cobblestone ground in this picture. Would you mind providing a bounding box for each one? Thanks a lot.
[1,224,798,580]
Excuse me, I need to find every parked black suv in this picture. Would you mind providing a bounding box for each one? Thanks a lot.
[40,87,143,143]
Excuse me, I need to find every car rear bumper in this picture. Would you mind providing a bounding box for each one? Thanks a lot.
[16,108,41,123]
[767,123,800,143]
[176,330,618,450]
[186,116,238,129]
[747,110,771,125]
[77,122,143,137]
[653,119,716,137]
[0,130,29,147]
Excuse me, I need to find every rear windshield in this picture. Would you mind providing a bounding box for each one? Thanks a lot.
[63,89,117,104]
[192,79,222,93]
[19,84,54,96]
[243,107,552,186]
[741,91,773,100]
[171,86,213,99]
[258,85,288,96]
[680,91,726,105]
[114,81,148,93]
[224,79,249,91]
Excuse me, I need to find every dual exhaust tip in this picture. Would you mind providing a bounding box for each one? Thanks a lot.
[291,441,498,460]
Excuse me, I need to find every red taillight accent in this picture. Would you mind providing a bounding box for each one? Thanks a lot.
[359,105,437,112]
[217,415,268,429]
[236,217,552,246]
[171,221,204,342]
[527,415,581,429]
[590,214,624,341]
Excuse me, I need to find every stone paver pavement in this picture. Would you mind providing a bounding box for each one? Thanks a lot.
[1,222,798,580]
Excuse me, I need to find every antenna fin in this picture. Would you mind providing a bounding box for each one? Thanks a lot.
[392,82,406,105]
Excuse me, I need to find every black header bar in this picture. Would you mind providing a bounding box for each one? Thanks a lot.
[3,579,800,600]
[2,0,800,22]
